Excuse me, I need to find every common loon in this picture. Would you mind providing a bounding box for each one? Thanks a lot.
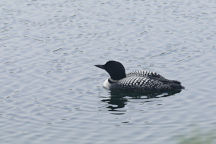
[95,60,184,93]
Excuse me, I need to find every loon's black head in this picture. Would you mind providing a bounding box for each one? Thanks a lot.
[95,60,126,80]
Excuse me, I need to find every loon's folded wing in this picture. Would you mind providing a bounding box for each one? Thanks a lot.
[127,70,166,80]
[111,76,183,92]
[127,70,181,85]
[112,76,172,91]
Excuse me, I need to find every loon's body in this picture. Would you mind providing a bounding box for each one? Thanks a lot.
[95,61,184,93]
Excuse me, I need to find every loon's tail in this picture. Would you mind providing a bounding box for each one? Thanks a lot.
[170,80,185,90]
[160,79,184,90]
[170,80,181,85]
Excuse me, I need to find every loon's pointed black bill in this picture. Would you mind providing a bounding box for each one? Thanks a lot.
[95,64,105,69]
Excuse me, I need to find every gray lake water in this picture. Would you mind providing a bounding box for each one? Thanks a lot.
[1,0,216,144]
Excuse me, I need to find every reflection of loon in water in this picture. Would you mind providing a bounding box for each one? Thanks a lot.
[101,90,181,112]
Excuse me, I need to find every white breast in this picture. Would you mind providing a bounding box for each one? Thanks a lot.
[103,79,111,89]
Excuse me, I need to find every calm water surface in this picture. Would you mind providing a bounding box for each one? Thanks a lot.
[0,0,216,144]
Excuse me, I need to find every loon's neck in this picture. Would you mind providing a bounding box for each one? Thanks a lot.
[103,78,119,89]
[108,78,119,83]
